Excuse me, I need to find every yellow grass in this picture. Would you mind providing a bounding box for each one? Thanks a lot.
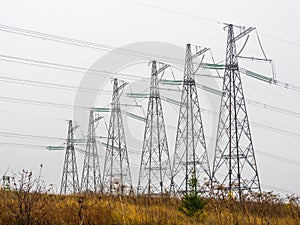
[0,190,299,225]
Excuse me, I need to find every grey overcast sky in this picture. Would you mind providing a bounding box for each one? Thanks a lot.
[0,0,300,195]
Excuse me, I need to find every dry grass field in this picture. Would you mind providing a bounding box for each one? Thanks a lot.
[0,190,300,225]
[1,171,299,225]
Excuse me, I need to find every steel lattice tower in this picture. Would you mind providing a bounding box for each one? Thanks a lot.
[138,61,171,195]
[103,78,132,194]
[171,44,211,195]
[211,24,261,200]
[60,120,80,195]
[81,110,101,193]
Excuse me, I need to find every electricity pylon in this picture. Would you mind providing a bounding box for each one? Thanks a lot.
[138,61,171,195]
[60,120,80,195]
[103,78,132,194]
[81,110,102,193]
[211,24,261,200]
[171,44,211,195]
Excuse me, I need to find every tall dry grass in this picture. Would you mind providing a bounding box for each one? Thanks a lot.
[1,170,299,225]
[0,190,300,225]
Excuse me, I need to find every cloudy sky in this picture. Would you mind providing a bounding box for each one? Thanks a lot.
[0,0,299,195]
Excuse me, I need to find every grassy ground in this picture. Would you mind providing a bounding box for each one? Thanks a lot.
[0,190,300,225]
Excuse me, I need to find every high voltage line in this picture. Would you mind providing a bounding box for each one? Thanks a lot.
[1,135,300,168]
[0,90,300,142]
[0,53,215,82]
[251,122,300,139]
[1,72,299,147]
[0,142,153,169]
[245,99,300,118]
[1,15,299,56]
[0,142,52,150]
[261,185,299,195]
[160,96,300,139]
[2,52,300,95]
[0,54,146,81]
[0,75,112,95]
[1,23,300,92]
[1,93,300,140]
[0,24,185,65]
[1,73,300,119]
[0,74,183,95]
[0,131,65,141]
[0,52,299,121]
[256,150,300,167]
[2,23,300,92]
[125,0,300,48]
[1,51,300,97]
[0,140,299,195]
[125,0,221,24]
[2,50,299,152]
[124,105,300,141]
[0,96,90,111]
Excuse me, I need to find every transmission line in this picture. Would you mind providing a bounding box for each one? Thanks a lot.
[0,131,65,141]
[1,92,300,141]
[0,24,184,65]
[0,96,90,111]
[1,71,300,120]
[2,140,300,169]
[0,54,146,81]
[0,75,112,95]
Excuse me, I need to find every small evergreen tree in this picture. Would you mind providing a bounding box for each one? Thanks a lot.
[178,177,207,219]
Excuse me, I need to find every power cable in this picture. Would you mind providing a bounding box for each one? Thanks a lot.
[1,93,300,140]
[0,54,147,81]
[125,0,221,24]
[1,135,300,168]
[0,24,185,65]
[125,1,300,49]
[0,74,112,95]
[0,96,90,111]
[1,69,300,119]
[0,131,64,142]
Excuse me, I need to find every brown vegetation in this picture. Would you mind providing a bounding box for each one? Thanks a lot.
[0,171,299,225]
[0,190,300,225]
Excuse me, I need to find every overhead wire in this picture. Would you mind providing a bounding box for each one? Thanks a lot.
[245,99,300,118]
[1,132,300,169]
[256,150,300,167]
[0,25,298,147]
[0,20,299,92]
[126,0,300,50]
[0,131,65,141]
[1,35,299,94]
[261,33,300,48]
[0,54,147,81]
[0,96,90,111]
[0,59,298,120]
[125,0,221,24]
[1,84,300,139]
[261,184,300,195]
[0,142,50,150]
[0,75,112,95]
[0,24,185,65]
[124,97,300,140]
[2,50,299,96]
[0,63,300,143]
